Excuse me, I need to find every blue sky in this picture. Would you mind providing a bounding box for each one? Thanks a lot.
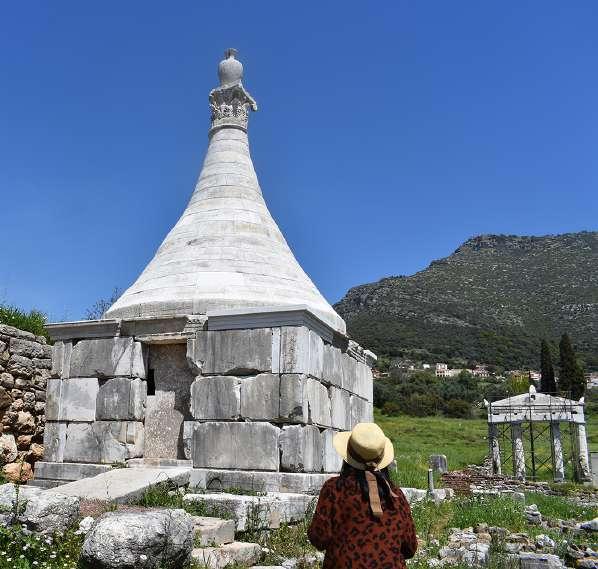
[1,2,597,322]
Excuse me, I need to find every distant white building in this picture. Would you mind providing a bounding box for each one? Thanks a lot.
[435,363,449,378]
[529,370,541,383]
[472,365,489,378]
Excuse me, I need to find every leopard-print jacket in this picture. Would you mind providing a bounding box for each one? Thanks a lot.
[307,473,418,568]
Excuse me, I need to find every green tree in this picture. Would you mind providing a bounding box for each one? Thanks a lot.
[559,333,585,400]
[539,339,556,393]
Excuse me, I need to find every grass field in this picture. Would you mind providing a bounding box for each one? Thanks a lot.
[376,411,598,488]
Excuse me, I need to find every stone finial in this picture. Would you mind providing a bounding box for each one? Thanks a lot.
[218,48,242,87]
[209,49,257,135]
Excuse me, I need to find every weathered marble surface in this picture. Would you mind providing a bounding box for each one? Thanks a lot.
[104,118,346,336]
[279,425,322,472]
[191,422,279,470]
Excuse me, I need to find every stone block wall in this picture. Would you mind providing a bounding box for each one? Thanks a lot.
[0,324,52,474]
[44,337,148,465]
[185,325,373,474]
[39,318,374,484]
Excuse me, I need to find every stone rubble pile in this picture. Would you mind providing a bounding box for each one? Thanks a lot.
[0,325,51,481]
[422,514,598,568]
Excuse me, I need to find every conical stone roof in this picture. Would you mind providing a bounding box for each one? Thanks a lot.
[105,50,346,335]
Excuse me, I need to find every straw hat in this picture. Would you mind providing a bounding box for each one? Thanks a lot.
[333,423,394,471]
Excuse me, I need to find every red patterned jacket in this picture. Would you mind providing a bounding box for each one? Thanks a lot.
[307,472,418,569]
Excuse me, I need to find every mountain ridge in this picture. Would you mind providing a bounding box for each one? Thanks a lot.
[334,231,598,369]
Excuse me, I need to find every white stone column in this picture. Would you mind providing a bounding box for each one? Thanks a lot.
[511,423,526,480]
[488,423,502,475]
[575,423,591,482]
[550,422,564,482]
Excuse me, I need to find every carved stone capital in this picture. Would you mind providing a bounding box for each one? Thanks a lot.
[209,83,257,134]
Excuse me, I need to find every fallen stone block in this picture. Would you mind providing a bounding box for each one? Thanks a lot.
[193,516,235,546]
[189,329,273,375]
[69,337,147,379]
[81,509,194,569]
[519,552,565,568]
[191,421,279,471]
[280,424,322,472]
[191,542,262,569]
[190,376,241,419]
[0,483,43,524]
[34,461,112,482]
[19,491,80,535]
[240,373,279,420]
[96,377,147,421]
[183,492,313,531]
[48,467,190,503]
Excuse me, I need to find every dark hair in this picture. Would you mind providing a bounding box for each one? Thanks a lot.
[337,462,397,510]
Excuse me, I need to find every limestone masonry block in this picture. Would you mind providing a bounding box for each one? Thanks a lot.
[188,329,272,375]
[51,341,72,379]
[240,373,279,420]
[42,422,66,462]
[63,421,144,464]
[279,327,310,374]
[96,377,147,421]
[35,461,112,482]
[191,421,279,471]
[279,374,308,424]
[340,355,373,400]
[190,376,241,420]
[279,425,322,473]
[329,386,351,430]
[350,395,373,427]
[308,330,324,379]
[189,468,333,494]
[321,428,343,473]
[323,344,343,388]
[183,421,198,460]
[304,377,332,427]
[45,378,99,422]
[69,338,147,379]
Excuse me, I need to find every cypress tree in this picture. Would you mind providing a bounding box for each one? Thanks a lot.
[559,333,586,399]
[539,339,556,393]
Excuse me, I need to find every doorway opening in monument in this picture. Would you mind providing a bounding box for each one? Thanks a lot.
[144,344,195,460]
[147,369,156,396]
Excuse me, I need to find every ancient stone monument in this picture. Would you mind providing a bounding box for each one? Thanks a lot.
[485,386,590,483]
[37,50,375,491]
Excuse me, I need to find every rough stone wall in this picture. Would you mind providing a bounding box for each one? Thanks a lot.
[0,324,51,472]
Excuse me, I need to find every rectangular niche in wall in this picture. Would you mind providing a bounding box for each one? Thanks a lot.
[144,343,195,459]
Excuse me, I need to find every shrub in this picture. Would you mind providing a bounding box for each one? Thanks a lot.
[445,399,472,418]
[0,304,49,341]
[381,401,401,416]
[407,393,441,417]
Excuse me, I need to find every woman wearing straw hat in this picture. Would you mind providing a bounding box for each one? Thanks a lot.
[308,423,417,568]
